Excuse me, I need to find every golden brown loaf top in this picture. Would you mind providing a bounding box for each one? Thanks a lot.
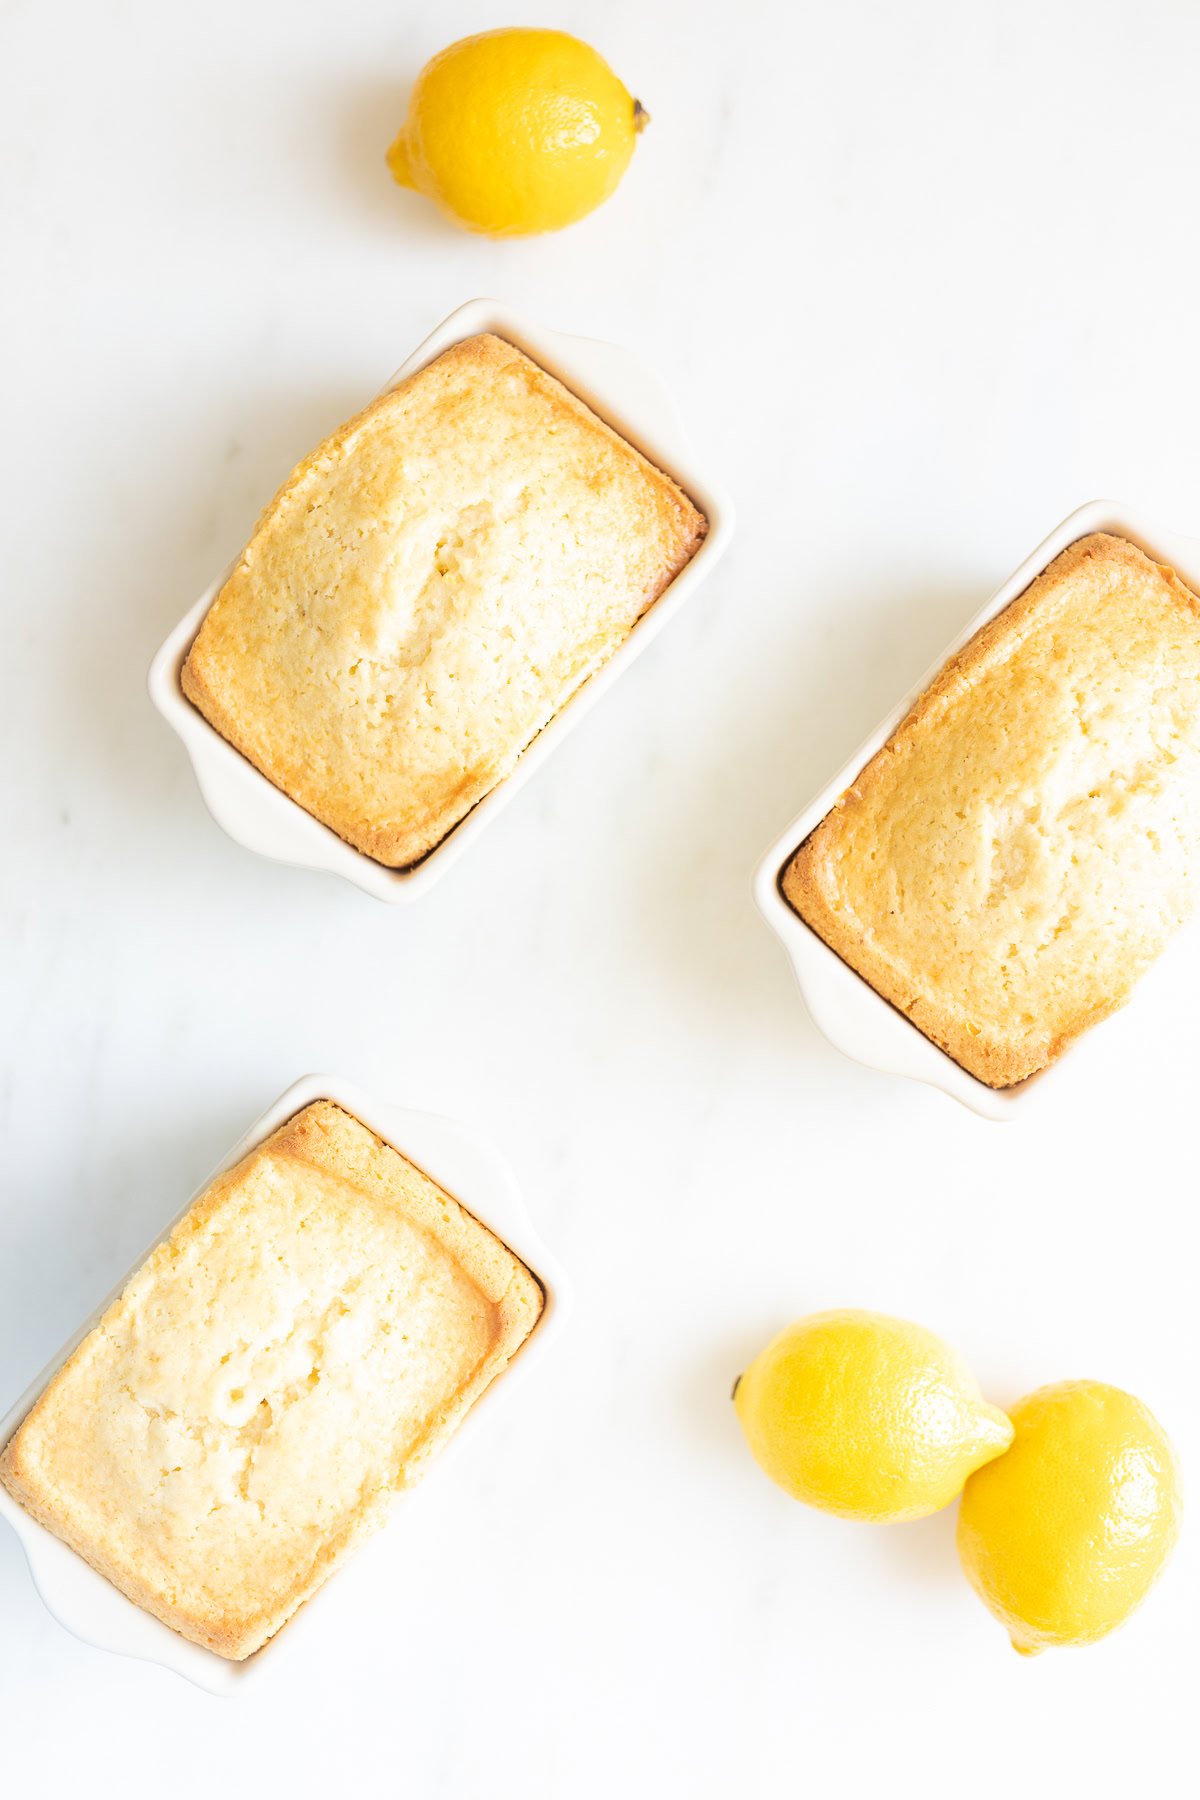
[0,1102,543,1661]
[784,534,1200,1087]
[182,333,706,867]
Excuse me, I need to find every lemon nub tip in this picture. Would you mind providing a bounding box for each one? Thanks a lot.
[386,133,414,190]
[985,1410,1016,1451]
[633,99,650,132]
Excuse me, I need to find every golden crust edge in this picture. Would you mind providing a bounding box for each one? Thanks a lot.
[0,1098,544,1662]
[781,534,1196,1089]
[180,333,709,871]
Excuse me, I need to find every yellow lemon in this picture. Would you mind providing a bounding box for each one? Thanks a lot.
[957,1380,1181,1655]
[734,1310,1013,1522]
[386,28,647,237]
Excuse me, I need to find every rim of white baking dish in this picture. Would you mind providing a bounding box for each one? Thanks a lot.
[148,298,736,903]
[753,500,1200,1121]
[0,1074,569,1694]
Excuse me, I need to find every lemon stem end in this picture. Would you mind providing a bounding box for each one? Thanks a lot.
[633,100,650,133]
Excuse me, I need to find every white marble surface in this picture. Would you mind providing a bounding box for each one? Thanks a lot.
[1,0,1197,1790]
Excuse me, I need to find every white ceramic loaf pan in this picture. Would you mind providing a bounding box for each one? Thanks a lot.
[0,1074,568,1695]
[149,298,735,902]
[754,500,1200,1121]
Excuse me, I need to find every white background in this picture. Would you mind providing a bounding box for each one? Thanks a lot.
[1,0,1197,1791]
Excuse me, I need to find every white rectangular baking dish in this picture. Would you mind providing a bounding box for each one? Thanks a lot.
[149,297,735,902]
[754,500,1200,1120]
[0,1074,568,1694]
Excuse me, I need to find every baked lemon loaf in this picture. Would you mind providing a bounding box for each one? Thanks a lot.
[0,1102,542,1660]
[784,534,1200,1086]
[182,333,706,867]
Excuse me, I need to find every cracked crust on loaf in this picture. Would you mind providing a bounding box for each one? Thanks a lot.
[783,534,1200,1086]
[0,1101,543,1660]
[181,333,707,867]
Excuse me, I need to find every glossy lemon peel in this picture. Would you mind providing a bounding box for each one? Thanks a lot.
[734,1310,1013,1523]
[957,1380,1181,1655]
[387,28,645,237]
